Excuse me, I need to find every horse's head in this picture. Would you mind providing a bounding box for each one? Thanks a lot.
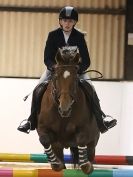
[52,46,81,117]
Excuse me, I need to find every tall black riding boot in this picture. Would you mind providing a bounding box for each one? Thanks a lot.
[79,80,117,133]
[92,91,117,133]
[17,82,48,134]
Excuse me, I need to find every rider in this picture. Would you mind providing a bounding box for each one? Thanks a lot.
[17,6,117,134]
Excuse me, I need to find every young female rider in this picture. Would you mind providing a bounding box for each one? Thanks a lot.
[18,6,117,134]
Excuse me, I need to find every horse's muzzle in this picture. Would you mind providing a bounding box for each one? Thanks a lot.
[58,98,75,118]
[58,106,72,118]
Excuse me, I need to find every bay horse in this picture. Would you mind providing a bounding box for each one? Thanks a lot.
[37,46,100,174]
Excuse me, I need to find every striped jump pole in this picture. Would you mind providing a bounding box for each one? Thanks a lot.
[0,153,133,165]
[0,168,133,177]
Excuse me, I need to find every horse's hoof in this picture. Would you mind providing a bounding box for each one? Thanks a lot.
[80,161,94,174]
[51,162,65,171]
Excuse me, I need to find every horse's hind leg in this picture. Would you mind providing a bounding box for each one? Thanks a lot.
[87,142,96,162]
[39,133,64,171]
[70,147,79,168]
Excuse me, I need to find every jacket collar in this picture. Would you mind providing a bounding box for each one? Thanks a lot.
[59,28,76,45]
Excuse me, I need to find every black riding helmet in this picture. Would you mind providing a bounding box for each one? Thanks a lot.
[59,6,78,21]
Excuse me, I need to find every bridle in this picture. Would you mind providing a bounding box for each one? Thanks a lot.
[51,64,79,117]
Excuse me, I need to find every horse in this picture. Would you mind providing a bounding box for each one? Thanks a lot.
[37,46,100,175]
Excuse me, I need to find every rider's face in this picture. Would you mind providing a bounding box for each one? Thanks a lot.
[59,19,76,32]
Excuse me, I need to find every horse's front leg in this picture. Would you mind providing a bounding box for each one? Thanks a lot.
[52,143,66,169]
[39,133,64,171]
[78,145,93,174]
[76,131,94,175]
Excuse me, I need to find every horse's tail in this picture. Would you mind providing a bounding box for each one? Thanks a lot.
[70,147,79,168]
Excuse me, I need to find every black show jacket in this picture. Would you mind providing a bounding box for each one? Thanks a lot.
[44,28,90,73]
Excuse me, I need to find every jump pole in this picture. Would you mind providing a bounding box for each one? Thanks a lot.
[0,153,133,165]
[0,169,133,177]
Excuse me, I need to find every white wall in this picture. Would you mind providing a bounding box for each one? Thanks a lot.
[0,78,133,155]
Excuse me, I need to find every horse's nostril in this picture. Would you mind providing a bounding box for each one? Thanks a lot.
[58,105,72,118]
[58,106,61,112]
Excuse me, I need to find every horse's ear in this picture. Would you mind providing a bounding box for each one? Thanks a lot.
[55,48,63,64]
[73,52,82,64]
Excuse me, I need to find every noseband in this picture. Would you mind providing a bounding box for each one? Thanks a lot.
[51,64,79,117]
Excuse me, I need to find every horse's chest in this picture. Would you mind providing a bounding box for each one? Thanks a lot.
[50,118,75,133]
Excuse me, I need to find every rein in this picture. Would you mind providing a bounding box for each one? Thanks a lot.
[81,70,103,80]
